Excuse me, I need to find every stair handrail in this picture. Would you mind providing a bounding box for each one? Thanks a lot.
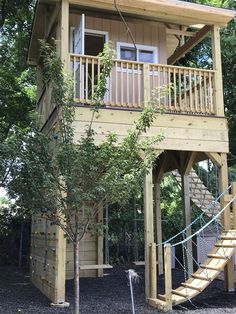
[160,184,232,246]
[171,194,236,247]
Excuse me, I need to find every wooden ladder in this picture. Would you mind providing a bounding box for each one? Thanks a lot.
[148,230,236,312]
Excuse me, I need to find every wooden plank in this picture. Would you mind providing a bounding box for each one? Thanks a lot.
[168,25,211,65]
[79,264,113,270]
[97,204,103,277]
[232,182,236,229]
[166,28,196,37]
[154,180,163,275]
[205,152,222,167]
[164,244,172,311]
[181,174,193,276]
[150,243,157,299]
[144,170,154,299]
[68,0,234,27]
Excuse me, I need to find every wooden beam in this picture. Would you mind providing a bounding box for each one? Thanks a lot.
[205,152,222,167]
[144,170,154,299]
[60,0,69,70]
[219,153,234,292]
[154,179,163,276]
[150,243,157,299]
[181,174,193,276]
[45,3,61,40]
[97,205,103,277]
[166,28,196,37]
[54,224,66,303]
[183,152,197,175]
[164,244,172,311]
[211,26,224,116]
[168,25,211,65]
[232,182,236,230]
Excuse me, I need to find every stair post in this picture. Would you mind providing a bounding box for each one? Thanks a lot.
[164,243,172,311]
[232,182,236,229]
[219,153,235,292]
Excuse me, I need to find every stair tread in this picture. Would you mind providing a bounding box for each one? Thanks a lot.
[208,253,229,260]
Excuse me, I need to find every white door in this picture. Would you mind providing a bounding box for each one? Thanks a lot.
[74,14,85,54]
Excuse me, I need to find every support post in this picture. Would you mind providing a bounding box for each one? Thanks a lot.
[154,179,164,275]
[211,26,224,116]
[60,0,69,71]
[164,244,172,311]
[232,182,236,229]
[181,174,193,276]
[54,224,66,303]
[144,170,154,299]
[150,243,157,299]
[219,153,234,292]
[97,204,104,277]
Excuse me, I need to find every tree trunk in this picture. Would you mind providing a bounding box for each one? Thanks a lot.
[74,240,80,314]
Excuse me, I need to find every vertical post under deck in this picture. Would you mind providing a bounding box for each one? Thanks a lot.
[155,179,164,275]
[164,244,172,311]
[181,174,193,276]
[219,153,235,292]
[144,170,154,299]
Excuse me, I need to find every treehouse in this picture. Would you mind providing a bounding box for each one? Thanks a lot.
[28,0,236,310]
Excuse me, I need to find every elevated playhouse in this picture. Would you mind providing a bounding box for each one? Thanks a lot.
[27,0,236,310]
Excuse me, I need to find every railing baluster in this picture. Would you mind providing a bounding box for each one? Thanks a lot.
[126,62,129,107]
[204,71,207,114]
[79,56,82,101]
[121,61,124,106]
[69,54,219,116]
[132,63,135,107]
[189,69,192,112]
[194,70,197,113]
[85,57,88,102]
[173,68,177,111]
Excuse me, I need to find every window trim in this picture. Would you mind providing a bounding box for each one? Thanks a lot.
[117,42,158,64]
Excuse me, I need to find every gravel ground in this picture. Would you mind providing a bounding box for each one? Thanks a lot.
[0,266,236,314]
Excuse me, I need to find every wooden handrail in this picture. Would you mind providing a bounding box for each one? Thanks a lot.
[69,54,220,116]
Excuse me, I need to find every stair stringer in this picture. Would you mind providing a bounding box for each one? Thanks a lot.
[148,230,236,310]
[172,169,221,216]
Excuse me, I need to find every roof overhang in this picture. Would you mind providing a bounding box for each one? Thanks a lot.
[28,0,235,64]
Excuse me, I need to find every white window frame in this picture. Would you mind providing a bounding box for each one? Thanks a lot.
[70,27,109,54]
[117,42,158,64]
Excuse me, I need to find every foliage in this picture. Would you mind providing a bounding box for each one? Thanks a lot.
[182,0,236,165]
[8,41,163,313]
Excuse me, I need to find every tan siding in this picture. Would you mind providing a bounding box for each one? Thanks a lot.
[69,13,167,63]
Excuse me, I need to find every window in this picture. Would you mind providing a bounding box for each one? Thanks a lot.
[117,43,157,63]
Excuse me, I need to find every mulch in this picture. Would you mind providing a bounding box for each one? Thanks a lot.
[0,266,236,314]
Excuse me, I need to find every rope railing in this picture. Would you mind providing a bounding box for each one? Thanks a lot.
[171,194,236,248]
[157,184,232,247]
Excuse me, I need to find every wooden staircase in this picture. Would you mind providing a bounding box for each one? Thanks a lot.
[172,169,221,216]
[148,230,236,311]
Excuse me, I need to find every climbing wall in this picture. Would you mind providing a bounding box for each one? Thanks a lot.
[31,214,66,304]
[31,213,102,302]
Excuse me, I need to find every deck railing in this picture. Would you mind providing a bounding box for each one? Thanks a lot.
[70,54,217,115]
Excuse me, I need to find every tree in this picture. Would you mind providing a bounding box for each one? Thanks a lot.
[9,42,163,314]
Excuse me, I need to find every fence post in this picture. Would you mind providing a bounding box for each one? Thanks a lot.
[164,244,172,311]
[149,243,157,299]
